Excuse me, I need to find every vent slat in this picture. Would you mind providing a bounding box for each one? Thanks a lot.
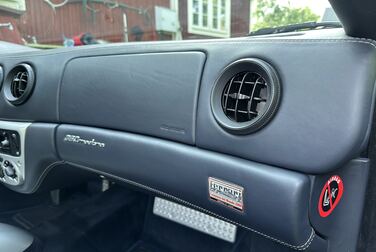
[222,72,268,123]
[234,73,250,121]
[233,80,256,85]
[247,76,264,120]
[10,70,29,99]
[225,108,258,115]
[253,97,266,102]
[223,76,236,117]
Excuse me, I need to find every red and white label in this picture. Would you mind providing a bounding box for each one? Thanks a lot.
[318,175,344,217]
[209,177,244,211]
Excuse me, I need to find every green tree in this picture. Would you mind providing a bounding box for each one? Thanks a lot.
[252,0,320,31]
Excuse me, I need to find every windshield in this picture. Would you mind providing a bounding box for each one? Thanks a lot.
[0,0,335,49]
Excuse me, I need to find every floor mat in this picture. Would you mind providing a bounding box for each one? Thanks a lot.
[0,185,298,252]
[0,185,149,252]
[137,198,296,252]
[127,240,167,252]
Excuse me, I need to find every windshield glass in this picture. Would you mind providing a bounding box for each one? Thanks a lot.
[0,0,334,49]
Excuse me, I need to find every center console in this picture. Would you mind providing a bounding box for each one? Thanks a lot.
[0,121,30,186]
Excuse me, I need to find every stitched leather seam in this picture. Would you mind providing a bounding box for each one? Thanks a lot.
[160,38,376,50]
[2,37,376,59]
[60,161,316,250]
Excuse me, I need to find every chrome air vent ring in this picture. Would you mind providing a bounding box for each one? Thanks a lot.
[4,63,35,105]
[211,58,281,134]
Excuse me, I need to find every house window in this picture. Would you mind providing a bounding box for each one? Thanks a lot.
[0,0,26,14]
[188,0,231,38]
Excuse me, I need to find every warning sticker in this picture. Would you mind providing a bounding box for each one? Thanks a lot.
[318,175,344,218]
[209,177,244,211]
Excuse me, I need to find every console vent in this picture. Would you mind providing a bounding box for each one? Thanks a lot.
[4,64,35,105]
[211,59,281,134]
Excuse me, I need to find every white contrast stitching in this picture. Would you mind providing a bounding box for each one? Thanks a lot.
[2,37,376,59]
[61,161,315,250]
[21,36,376,250]
[146,37,376,50]
[29,161,65,193]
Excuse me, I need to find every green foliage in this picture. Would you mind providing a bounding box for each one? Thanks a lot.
[252,0,320,31]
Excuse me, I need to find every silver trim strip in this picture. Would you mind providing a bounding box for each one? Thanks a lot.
[0,121,31,186]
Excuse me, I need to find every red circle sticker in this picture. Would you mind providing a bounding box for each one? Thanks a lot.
[318,175,344,218]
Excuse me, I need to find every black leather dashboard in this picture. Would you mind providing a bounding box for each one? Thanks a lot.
[0,36,375,173]
[60,52,205,144]
[0,31,374,251]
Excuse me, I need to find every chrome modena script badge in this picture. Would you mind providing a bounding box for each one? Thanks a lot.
[63,134,105,148]
[209,177,244,211]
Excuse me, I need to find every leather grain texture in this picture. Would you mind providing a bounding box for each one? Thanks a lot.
[0,36,374,173]
[55,124,313,249]
[60,52,206,145]
[195,39,376,174]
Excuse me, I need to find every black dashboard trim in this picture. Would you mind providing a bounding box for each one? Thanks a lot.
[54,124,314,249]
[0,37,374,173]
[64,160,316,251]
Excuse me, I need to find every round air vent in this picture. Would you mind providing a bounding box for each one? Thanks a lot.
[4,64,35,105]
[211,58,281,134]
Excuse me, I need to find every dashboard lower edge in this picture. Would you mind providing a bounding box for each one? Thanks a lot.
[0,122,316,249]
[53,123,313,249]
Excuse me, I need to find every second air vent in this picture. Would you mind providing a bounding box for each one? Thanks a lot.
[211,58,281,134]
[4,64,35,105]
